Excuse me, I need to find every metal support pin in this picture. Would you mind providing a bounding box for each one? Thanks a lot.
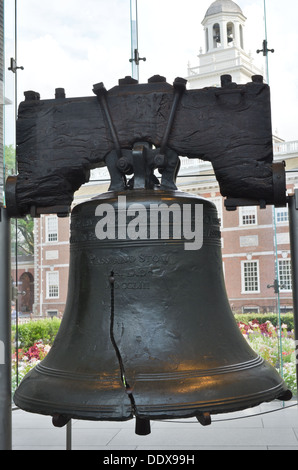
[129,49,146,66]
[257,39,274,56]
[8,57,24,73]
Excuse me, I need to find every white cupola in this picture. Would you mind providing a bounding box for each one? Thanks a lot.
[203,0,246,52]
[187,0,264,88]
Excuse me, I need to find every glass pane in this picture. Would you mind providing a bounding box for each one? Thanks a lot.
[5,0,296,411]
[3,0,16,161]
[0,3,3,205]
[4,0,17,392]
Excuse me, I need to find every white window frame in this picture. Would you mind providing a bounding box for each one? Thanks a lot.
[46,309,59,317]
[227,22,235,46]
[278,259,292,292]
[213,23,221,48]
[242,306,260,314]
[239,206,257,226]
[46,216,58,243]
[241,260,260,293]
[46,271,59,299]
[275,207,289,225]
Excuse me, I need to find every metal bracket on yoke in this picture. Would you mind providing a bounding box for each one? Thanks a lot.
[93,77,186,192]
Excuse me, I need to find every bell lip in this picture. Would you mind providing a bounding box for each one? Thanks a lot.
[131,383,291,419]
[14,382,290,423]
[13,388,134,422]
[13,359,290,423]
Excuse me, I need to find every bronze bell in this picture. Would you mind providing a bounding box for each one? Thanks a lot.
[14,178,291,435]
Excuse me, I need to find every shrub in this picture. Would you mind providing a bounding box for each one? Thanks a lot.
[12,317,61,350]
[234,313,295,332]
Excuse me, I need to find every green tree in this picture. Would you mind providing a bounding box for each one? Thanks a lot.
[4,144,16,176]
[5,145,34,256]
[16,216,34,256]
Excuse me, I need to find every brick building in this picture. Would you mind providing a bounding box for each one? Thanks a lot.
[11,255,34,314]
[33,214,70,316]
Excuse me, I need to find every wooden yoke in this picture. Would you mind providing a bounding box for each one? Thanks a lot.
[5,74,286,217]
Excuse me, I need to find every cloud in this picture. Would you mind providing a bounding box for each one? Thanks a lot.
[17,0,132,98]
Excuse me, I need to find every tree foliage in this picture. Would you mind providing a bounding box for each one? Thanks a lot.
[5,145,34,256]
[4,144,16,176]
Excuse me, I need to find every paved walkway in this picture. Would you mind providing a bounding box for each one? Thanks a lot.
[11,399,298,450]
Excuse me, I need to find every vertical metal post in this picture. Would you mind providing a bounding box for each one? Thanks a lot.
[130,0,139,81]
[129,0,145,81]
[0,207,11,450]
[288,191,298,389]
[263,0,270,84]
[66,420,72,450]
[272,206,284,377]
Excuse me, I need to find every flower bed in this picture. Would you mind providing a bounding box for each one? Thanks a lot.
[12,340,51,392]
[237,319,297,395]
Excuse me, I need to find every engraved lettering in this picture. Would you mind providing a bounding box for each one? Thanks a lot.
[87,254,136,265]
[114,281,150,290]
[138,254,170,264]
[113,268,153,278]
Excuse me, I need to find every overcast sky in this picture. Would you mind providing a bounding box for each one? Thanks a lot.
[4,0,298,144]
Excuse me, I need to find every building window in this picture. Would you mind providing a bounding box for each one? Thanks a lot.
[242,306,260,314]
[227,22,235,45]
[239,206,257,226]
[241,260,260,293]
[275,207,289,224]
[46,216,58,242]
[213,23,221,48]
[239,24,244,49]
[280,306,293,313]
[47,309,58,318]
[46,271,59,298]
[278,259,292,291]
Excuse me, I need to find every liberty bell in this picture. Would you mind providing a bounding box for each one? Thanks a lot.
[14,140,291,435]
